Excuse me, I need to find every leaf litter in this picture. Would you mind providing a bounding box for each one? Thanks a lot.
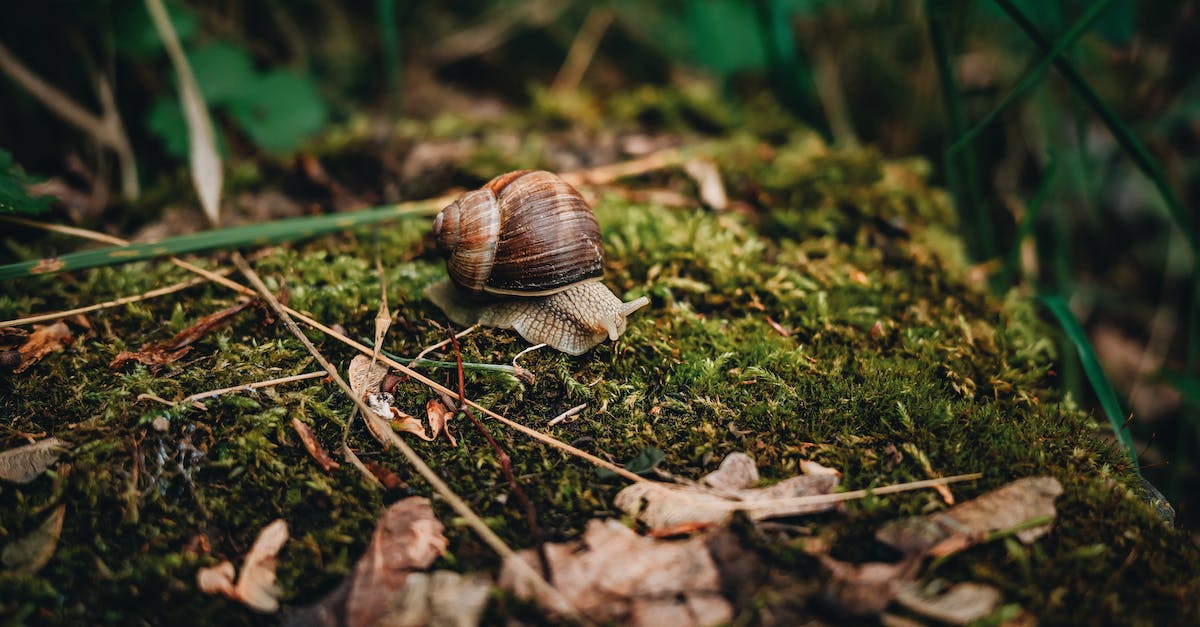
[614,452,841,532]
[196,518,289,613]
[8,321,73,374]
[1,504,66,576]
[110,299,257,371]
[0,437,69,484]
[286,497,487,627]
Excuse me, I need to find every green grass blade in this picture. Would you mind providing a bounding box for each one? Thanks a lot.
[925,0,993,259]
[949,0,1116,160]
[1001,150,1056,285]
[1039,295,1138,468]
[991,0,1195,253]
[0,199,443,281]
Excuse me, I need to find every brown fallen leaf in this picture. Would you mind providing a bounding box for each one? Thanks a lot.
[818,554,923,617]
[682,159,728,210]
[12,321,73,374]
[1,504,66,576]
[349,356,433,442]
[426,398,456,446]
[0,437,69,484]
[111,300,254,370]
[876,476,1063,558]
[363,461,409,491]
[614,452,840,532]
[196,519,289,613]
[291,418,340,472]
[893,581,1003,625]
[499,518,737,626]
[286,497,451,627]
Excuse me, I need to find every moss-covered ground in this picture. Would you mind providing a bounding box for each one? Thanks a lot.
[2,92,1198,625]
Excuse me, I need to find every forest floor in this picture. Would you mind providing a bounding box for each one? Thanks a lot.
[1,92,1197,625]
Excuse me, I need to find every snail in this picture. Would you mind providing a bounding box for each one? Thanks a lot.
[425,170,649,355]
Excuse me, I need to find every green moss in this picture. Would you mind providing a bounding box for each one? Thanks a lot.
[1,105,1197,626]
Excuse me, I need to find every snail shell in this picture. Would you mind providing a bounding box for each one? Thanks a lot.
[427,170,648,355]
[432,170,605,298]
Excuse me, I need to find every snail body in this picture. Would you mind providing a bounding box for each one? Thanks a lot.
[426,170,648,355]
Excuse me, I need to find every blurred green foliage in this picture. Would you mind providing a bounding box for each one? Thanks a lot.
[0,150,50,215]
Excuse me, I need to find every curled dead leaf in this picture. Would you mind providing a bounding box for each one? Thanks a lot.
[287,497,451,627]
[893,581,1003,625]
[110,300,253,371]
[1,504,66,576]
[499,519,735,627]
[0,437,69,484]
[197,561,237,596]
[818,554,923,617]
[196,519,289,613]
[426,398,456,446]
[236,519,289,613]
[291,418,339,472]
[13,321,73,374]
[876,476,1063,558]
[615,452,840,532]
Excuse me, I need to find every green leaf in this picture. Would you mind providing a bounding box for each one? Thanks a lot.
[225,71,328,154]
[598,447,665,478]
[146,97,189,159]
[113,0,198,59]
[0,198,441,281]
[188,43,259,104]
[1039,295,1138,468]
[0,149,51,215]
[684,0,768,76]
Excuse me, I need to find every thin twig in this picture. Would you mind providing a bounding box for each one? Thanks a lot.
[552,6,614,92]
[0,271,229,328]
[0,42,138,198]
[181,370,328,405]
[229,252,586,622]
[448,328,552,581]
[547,403,587,426]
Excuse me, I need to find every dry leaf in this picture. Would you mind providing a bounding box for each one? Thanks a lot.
[13,321,73,374]
[426,398,457,446]
[683,159,728,210]
[110,300,253,370]
[348,355,388,397]
[291,418,339,472]
[876,476,1062,558]
[818,554,923,617]
[893,581,1002,625]
[287,497,450,627]
[363,461,409,491]
[235,519,289,613]
[615,452,840,532]
[0,437,68,484]
[500,519,735,626]
[197,519,289,613]
[197,561,237,596]
[1,504,66,576]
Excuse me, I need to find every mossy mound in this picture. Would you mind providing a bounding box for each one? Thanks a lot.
[1,98,1197,625]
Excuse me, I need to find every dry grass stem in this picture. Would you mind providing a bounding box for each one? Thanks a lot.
[548,403,587,426]
[552,7,614,92]
[0,271,230,329]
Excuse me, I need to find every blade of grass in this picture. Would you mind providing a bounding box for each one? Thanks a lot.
[991,0,1196,253]
[948,0,1116,161]
[925,0,993,259]
[1040,295,1138,468]
[145,0,222,226]
[1001,150,1057,286]
[0,197,448,281]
